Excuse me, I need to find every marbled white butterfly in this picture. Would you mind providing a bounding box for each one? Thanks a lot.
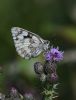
[11,27,50,59]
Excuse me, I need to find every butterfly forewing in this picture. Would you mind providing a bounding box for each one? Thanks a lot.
[11,27,49,59]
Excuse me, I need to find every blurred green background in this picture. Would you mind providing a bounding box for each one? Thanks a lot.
[0,0,76,100]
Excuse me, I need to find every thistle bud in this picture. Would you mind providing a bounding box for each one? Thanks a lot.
[40,73,46,82]
[34,62,43,74]
[44,62,57,74]
[46,73,58,83]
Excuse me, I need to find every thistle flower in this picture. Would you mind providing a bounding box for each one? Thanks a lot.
[45,47,64,62]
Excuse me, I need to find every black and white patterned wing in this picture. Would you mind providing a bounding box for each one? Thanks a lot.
[11,27,50,59]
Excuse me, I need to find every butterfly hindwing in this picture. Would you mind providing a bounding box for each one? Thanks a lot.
[11,27,47,59]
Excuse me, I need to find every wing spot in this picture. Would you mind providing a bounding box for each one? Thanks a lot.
[23,36,27,39]
[15,37,19,40]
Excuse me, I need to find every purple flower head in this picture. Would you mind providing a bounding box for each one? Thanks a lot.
[45,52,52,61]
[45,47,64,62]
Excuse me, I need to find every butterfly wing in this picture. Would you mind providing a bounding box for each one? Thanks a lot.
[11,27,47,59]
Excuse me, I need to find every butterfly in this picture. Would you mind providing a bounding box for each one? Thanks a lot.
[11,27,50,59]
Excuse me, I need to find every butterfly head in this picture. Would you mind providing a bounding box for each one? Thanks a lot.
[43,40,50,51]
